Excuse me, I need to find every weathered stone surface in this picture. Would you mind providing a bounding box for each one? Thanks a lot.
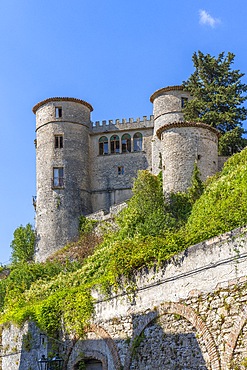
[2,226,247,369]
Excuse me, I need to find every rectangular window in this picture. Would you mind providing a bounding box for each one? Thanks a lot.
[118,166,124,175]
[55,135,63,149]
[55,107,62,118]
[53,167,64,188]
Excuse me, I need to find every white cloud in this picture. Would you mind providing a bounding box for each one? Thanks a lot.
[199,9,221,28]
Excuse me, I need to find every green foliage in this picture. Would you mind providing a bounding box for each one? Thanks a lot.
[78,216,97,235]
[167,163,204,226]
[10,224,35,264]
[183,51,247,133]
[187,162,204,203]
[117,170,175,238]
[185,147,247,245]
[22,332,33,352]
[167,192,191,227]
[2,152,247,339]
[219,127,247,156]
[77,361,86,370]
[132,331,146,357]
[241,357,247,368]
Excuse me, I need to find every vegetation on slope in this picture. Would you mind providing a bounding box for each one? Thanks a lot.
[185,148,247,244]
[1,149,247,338]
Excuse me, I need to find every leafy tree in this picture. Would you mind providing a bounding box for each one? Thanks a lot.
[116,170,175,238]
[183,51,247,134]
[218,127,247,156]
[10,223,35,263]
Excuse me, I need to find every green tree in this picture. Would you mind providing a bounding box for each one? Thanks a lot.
[10,223,35,263]
[218,127,247,156]
[116,170,175,237]
[183,51,247,134]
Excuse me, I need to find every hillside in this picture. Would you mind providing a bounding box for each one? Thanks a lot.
[1,148,247,337]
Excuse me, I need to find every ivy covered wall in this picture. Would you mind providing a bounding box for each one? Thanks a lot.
[2,226,247,369]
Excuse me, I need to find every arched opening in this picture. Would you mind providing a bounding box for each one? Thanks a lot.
[124,303,220,370]
[99,136,108,155]
[110,135,120,154]
[75,359,103,370]
[121,133,131,153]
[133,132,142,151]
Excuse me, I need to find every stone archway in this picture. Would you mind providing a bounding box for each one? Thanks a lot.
[222,305,247,369]
[124,302,220,370]
[74,350,106,370]
[68,324,121,370]
[87,325,122,369]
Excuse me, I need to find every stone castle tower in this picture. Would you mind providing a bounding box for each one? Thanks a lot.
[33,86,220,262]
[150,86,219,194]
[33,98,93,261]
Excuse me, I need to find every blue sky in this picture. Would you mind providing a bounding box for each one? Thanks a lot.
[0,0,246,264]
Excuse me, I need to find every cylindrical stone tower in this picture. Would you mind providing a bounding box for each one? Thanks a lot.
[150,86,191,175]
[150,86,219,194]
[33,97,93,262]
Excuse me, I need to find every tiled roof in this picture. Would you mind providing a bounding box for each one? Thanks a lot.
[156,121,221,139]
[32,97,93,113]
[150,85,184,103]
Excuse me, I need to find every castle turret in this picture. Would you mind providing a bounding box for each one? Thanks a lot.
[33,97,93,262]
[150,86,219,194]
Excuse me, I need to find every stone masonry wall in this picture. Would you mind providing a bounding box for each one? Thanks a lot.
[3,226,247,369]
[89,125,153,212]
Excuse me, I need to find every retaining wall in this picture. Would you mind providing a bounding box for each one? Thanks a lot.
[2,226,247,369]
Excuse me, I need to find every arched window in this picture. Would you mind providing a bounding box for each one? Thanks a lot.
[121,133,131,153]
[110,135,120,154]
[99,136,108,155]
[133,132,142,151]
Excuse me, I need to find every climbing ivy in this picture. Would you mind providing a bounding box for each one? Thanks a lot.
[1,149,247,338]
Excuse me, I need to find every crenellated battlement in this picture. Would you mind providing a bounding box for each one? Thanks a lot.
[90,115,154,133]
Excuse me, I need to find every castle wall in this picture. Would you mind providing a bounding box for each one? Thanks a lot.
[89,117,153,212]
[3,226,247,369]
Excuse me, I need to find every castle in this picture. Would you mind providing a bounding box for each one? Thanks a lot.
[2,85,247,370]
[33,85,221,262]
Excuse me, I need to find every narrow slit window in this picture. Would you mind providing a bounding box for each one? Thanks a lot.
[55,107,62,118]
[53,167,64,188]
[55,135,63,149]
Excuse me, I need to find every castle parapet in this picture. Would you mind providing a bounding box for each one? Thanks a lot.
[91,115,154,133]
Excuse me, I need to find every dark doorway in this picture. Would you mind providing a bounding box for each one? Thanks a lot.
[76,359,103,370]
